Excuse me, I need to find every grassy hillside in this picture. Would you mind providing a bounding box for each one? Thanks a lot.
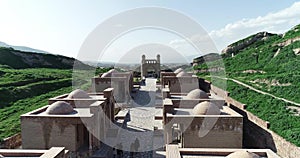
[0,47,92,69]
[0,67,73,141]
[0,64,111,141]
[0,43,115,141]
[227,79,300,146]
[194,24,300,146]
[0,87,72,141]
[195,24,300,103]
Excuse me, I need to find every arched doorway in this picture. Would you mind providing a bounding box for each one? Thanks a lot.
[141,54,161,78]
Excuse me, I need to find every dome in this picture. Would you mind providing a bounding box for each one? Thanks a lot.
[226,151,260,158]
[46,101,74,115]
[67,89,91,99]
[174,68,183,74]
[186,89,209,99]
[192,101,220,115]
[101,69,118,77]
[101,72,112,77]
[108,69,118,73]
[176,71,190,77]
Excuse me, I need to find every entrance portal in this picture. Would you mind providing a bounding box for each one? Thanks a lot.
[141,54,161,78]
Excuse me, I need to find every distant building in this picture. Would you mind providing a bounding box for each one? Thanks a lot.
[141,54,161,78]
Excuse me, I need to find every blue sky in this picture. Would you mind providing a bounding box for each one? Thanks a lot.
[0,0,300,63]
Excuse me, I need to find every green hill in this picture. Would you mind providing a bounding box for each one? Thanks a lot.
[195,24,300,103]
[0,47,92,69]
[0,65,112,141]
[194,24,300,146]
[0,46,112,141]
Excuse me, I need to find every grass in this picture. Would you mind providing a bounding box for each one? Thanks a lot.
[193,24,300,147]
[0,87,72,141]
[0,66,110,141]
[0,68,72,108]
[201,75,300,146]
[226,80,300,146]
[0,67,73,141]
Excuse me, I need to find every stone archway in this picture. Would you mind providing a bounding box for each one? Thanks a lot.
[141,54,161,78]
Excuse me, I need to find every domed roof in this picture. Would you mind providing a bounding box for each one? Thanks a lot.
[192,101,220,115]
[186,89,209,99]
[101,69,118,78]
[46,101,74,115]
[174,68,183,74]
[101,72,112,77]
[108,69,118,73]
[176,71,190,77]
[226,151,260,158]
[67,89,91,99]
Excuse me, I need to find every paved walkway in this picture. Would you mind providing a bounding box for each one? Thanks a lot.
[114,78,164,158]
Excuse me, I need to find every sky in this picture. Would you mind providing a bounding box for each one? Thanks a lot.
[0,0,300,63]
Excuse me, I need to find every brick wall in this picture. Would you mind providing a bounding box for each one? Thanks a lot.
[0,133,22,149]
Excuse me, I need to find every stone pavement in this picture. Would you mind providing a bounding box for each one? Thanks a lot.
[113,78,165,158]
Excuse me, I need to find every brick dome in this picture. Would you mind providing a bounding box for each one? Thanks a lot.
[101,69,118,77]
[186,89,209,99]
[174,68,183,74]
[192,101,220,115]
[101,72,112,77]
[176,71,190,77]
[67,89,91,99]
[226,151,260,158]
[46,101,74,115]
[108,69,118,73]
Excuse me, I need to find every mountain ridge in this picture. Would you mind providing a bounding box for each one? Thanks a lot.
[0,41,49,54]
[0,47,92,69]
[193,24,300,74]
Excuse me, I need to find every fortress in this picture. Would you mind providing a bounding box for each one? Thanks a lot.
[1,55,299,158]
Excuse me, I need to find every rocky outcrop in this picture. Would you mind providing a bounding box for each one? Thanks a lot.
[193,53,221,66]
[221,32,275,55]
[277,37,300,47]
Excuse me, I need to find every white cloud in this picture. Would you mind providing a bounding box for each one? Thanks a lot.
[169,33,218,57]
[210,2,300,51]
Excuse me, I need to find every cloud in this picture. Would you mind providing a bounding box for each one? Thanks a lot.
[210,2,300,51]
[169,33,218,56]
[170,2,300,53]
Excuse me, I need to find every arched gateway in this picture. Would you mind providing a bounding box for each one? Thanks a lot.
[141,54,161,78]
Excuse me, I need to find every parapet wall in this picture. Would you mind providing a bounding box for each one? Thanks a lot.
[163,99,243,148]
[0,134,21,149]
[162,76,199,93]
[210,83,300,158]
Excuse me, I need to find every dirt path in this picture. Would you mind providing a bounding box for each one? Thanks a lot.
[215,76,300,107]
[229,78,300,106]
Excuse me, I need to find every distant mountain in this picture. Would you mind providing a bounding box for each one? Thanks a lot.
[0,41,49,54]
[0,47,93,69]
[83,61,116,67]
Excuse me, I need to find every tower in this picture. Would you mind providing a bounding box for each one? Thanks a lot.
[140,54,161,78]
